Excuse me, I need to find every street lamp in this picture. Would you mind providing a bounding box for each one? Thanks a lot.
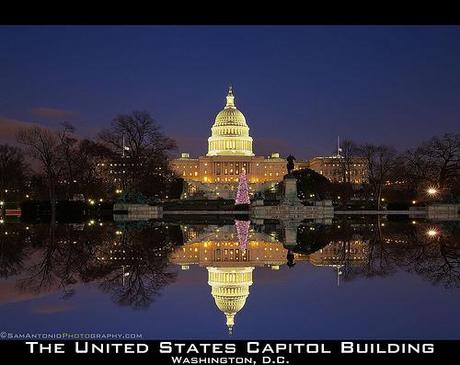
[426,228,439,237]
[426,187,439,196]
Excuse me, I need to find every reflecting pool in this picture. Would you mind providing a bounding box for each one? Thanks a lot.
[1,217,459,339]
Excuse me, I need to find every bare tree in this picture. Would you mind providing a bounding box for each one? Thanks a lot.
[17,125,63,222]
[57,122,78,199]
[86,223,178,308]
[73,139,114,200]
[98,111,176,197]
[359,144,399,210]
[397,223,460,288]
[400,148,432,196]
[98,111,176,161]
[0,144,28,200]
[17,223,104,297]
[0,225,30,278]
[337,139,358,184]
[418,133,460,190]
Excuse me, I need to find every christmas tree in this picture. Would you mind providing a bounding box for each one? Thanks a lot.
[235,171,250,205]
[234,220,250,250]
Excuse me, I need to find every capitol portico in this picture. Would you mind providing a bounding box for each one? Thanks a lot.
[171,87,287,198]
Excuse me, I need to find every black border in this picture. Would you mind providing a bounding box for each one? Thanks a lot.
[1,6,460,25]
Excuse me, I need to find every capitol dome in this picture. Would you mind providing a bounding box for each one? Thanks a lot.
[207,267,254,335]
[207,87,254,156]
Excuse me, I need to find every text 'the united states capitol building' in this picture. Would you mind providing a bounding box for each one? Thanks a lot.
[171,87,367,199]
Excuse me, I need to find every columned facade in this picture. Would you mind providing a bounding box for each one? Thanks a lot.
[171,87,287,198]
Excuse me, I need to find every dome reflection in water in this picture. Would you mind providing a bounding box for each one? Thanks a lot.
[0,218,459,338]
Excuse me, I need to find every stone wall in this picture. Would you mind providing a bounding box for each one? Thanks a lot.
[251,204,334,220]
[427,204,460,221]
[113,203,163,221]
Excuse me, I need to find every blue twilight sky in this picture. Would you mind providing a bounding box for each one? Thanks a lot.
[1,25,460,159]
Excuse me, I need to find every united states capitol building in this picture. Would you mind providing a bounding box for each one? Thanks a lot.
[171,87,288,199]
[170,87,367,199]
[170,223,368,335]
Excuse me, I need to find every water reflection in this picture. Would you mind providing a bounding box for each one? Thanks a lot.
[169,221,372,333]
[170,222,288,334]
[0,218,459,336]
[1,222,182,307]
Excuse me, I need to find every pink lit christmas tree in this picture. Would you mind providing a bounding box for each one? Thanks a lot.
[235,171,250,205]
[234,220,250,250]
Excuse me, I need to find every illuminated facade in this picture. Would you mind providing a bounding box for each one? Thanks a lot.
[170,225,292,334]
[169,223,375,332]
[308,238,369,285]
[207,87,254,157]
[308,239,369,267]
[172,154,286,185]
[170,87,286,198]
[96,157,136,190]
[170,224,371,333]
[306,155,368,184]
[170,87,368,198]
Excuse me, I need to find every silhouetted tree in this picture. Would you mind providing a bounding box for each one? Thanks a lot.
[399,223,460,288]
[73,139,114,200]
[58,122,78,199]
[98,111,177,198]
[95,223,177,308]
[399,148,431,198]
[292,168,331,200]
[17,125,71,221]
[0,224,30,278]
[414,133,460,193]
[358,144,400,210]
[0,144,28,201]
[337,139,359,184]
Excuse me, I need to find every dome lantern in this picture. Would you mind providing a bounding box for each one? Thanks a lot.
[225,86,235,108]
